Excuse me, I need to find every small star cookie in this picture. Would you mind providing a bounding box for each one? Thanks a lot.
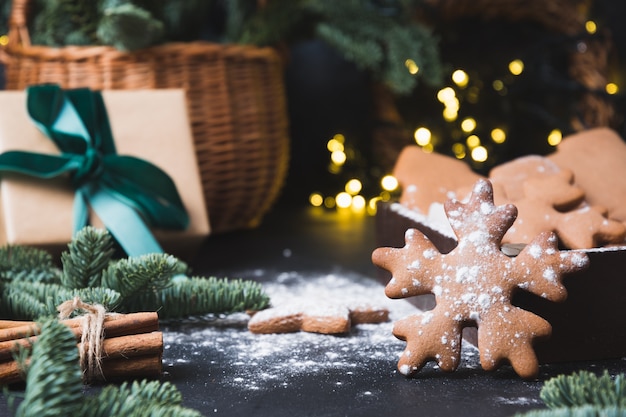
[248,302,389,335]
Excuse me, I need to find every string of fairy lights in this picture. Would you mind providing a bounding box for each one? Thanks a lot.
[309,18,621,214]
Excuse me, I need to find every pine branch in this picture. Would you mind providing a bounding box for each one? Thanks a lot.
[15,319,84,417]
[126,276,271,318]
[514,406,626,417]
[82,380,202,417]
[0,285,49,320]
[541,371,626,409]
[101,254,187,299]
[0,227,269,320]
[0,245,60,283]
[0,280,122,319]
[61,226,115,289]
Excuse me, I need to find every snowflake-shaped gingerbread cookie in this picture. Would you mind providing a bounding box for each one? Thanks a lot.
[372,179,590,379]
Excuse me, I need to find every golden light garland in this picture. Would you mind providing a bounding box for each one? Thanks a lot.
[308,17,620,212]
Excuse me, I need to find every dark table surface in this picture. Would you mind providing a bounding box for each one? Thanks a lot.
[2,203,625,416]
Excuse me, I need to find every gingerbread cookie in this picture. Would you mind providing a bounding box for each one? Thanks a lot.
[489,155,565,202]
[498,169,626,249]
[248,302,389,335]
[372,179,589,379]
[548,128,626,223]
[393,146,484,214]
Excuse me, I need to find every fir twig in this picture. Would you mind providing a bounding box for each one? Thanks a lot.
[14,319,84,417]
[61,226,115,289]
[514,406,626,417]
[541,371,626,409]
[0,245,60,283]
[0,227,269,320]
[81,380,202,417]
[101,253,187,299]
[126,275,270,318]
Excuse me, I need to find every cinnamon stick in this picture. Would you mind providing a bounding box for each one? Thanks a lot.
[0,331,163,362]
[0,349,163,385]
[0,312,159,342]
[101,354,163,380]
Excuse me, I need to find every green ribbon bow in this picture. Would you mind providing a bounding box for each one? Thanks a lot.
[0,84,189,256]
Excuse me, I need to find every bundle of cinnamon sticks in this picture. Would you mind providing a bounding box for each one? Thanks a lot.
[0,312,163,384]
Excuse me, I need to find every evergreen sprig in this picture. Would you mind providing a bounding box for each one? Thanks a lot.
[61,226,115,289]
[127,275,270,318]
[0,226,270,320]
[541,371,626,409]
[26,0,441,95]
[515,371,626,417]
[515,406,626,417]
[101,254,186,299]
[9,318,202,417]
[15,319,84,417]
[0,246,60,283]
[233,0,443,94]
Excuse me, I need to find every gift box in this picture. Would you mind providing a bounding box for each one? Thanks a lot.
[0,88,210,259]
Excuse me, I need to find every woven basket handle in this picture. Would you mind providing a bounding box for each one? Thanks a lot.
[7,0,31,48]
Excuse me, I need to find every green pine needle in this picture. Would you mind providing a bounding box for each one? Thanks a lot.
[15,319,84,417]
[82,380,202,417]
[101,253,187,299]
[514,406,626,417]
[61,226,115,289]
[541,371,626,409]
[0,245,60,283]
[127,275,271,318]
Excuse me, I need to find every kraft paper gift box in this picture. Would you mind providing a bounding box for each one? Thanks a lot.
[0,89,210,259]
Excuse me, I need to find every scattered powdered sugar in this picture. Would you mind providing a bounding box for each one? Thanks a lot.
[162,271,481,391]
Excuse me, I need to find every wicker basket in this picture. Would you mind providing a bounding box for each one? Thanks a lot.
[1,0,290,234]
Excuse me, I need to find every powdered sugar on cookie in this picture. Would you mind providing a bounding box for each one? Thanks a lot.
[373,179,590,379]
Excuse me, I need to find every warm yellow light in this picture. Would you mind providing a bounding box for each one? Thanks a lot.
[437,87,456,103]
[345,178,362,195]
[414,127,432,146]
[451,69,469,88]
[324,196,335,208]
[331,150,346,165]
[508,59,524,76]
[492,79,504,91]
[333,133,345,143]
[309,193,324,207]
[0,35,8,46]
[368,197,380,214]
[471,146,488,162]
[336,192,352,208]
[405,59,419,75]
[585,20,597,34]
[443,107,458,122]
[461,117,476,133]
[327,138,344,152]
[466,135,481,148]
[422,143,434,153]
[606,83,619,95]
[351,195,366,211]
[490,128,506,144]
[452,143,466,159]
[547,129,562,146]
[445,97,460,111]
[380,191,391,201]
[381,175,399,191]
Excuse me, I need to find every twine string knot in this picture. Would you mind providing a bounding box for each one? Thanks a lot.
[57,296,107,383]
